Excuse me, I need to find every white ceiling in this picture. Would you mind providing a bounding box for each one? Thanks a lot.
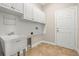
[38,3,48,6]
[34,3,50,10]
[37,3,50,7]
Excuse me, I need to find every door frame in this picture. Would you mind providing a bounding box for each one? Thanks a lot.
[55,6,78,49]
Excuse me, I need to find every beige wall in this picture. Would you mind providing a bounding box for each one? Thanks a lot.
[43,6,55,42]
[77,4,79,49]
[43,3,79,49]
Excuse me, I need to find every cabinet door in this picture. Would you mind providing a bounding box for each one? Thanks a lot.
[33,7,41,22]
[13,3,23,13]
[24,3,33,20]
[0,3,12,8]
[5,39,17,56]
[33,7,46,23]
[40,12,46,23]
[17,38,27,51]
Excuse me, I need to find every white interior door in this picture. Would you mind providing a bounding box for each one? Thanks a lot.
[55,6,77,49]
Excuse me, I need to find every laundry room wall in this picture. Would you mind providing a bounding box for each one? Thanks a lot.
[77,4,79,50]
[15,16,45,44]
[0,11,45,45]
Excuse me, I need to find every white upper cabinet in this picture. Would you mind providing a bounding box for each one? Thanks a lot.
[0,3,24,13]
[0,3,12,8]
[0,3,24,16]
[13,3,24,13]
[33,7,41,22]
[33,6,46,24]
[40,11,46,24]
[0,3,46,24]
[23,3,46,24]
[24,3,33,20]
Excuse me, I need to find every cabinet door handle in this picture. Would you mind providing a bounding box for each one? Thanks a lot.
[16,40,21,42]
[11,6,15,9]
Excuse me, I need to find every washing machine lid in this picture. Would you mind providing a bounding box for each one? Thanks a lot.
[0,35,19,41]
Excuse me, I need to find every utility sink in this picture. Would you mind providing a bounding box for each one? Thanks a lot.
[0,35,27,56]
[0,35,19,41]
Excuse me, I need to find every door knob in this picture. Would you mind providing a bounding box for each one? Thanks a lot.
[56,29,59,32]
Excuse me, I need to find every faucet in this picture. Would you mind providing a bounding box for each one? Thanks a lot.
[8,32,15,36]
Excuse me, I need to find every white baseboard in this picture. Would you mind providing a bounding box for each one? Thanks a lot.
[41,41,56,45]
[75,48,79,54]
[78,50,79,54]
[32,40,79,54]
[32,40,56,48]
[32,41,43,48]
